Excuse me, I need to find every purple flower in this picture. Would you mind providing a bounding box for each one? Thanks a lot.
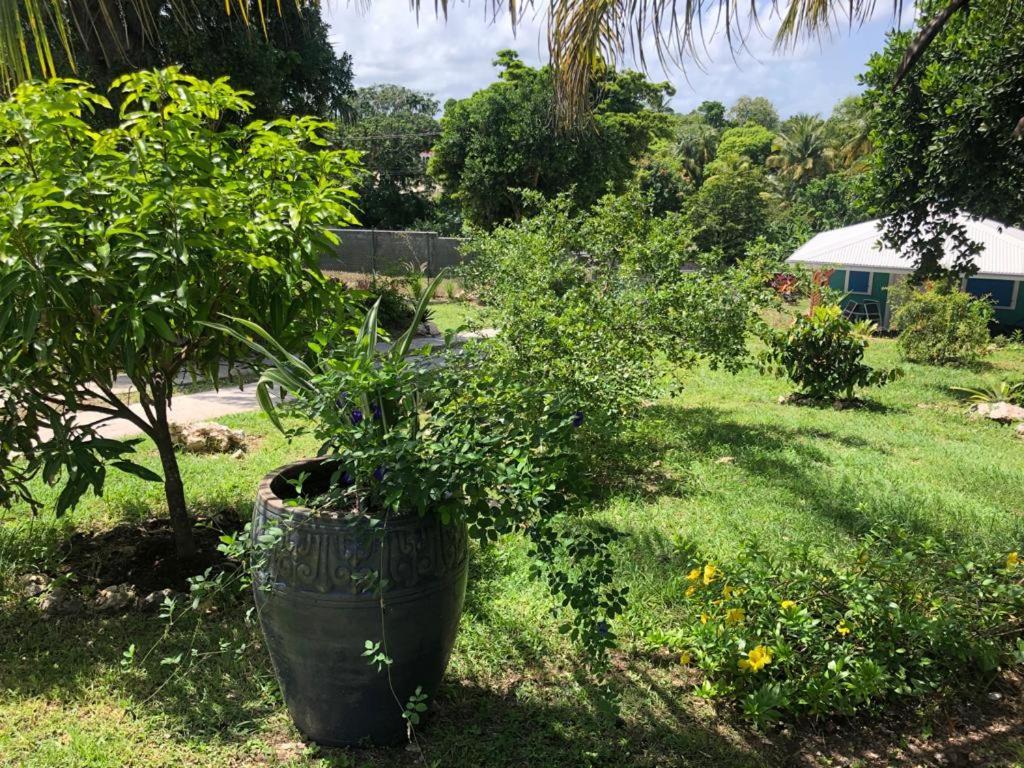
[373,465,387,482]
[571,410,585,429]
[350,408,363,426]
[371,402,382,420]
[340,471,353,487]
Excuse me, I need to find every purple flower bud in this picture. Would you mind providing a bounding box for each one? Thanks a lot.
[572,410,585,428]
[373,465,387,482]
[371,402,382,420]
[350,408,363,426]
[340,471,353,487]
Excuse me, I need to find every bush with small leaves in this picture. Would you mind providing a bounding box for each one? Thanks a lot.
[890,280,993,366]
[646,528,1024,727]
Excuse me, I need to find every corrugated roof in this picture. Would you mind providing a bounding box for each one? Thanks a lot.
[786,214,1024,278]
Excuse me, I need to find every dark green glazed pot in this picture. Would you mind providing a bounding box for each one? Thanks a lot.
[252,459,468,746]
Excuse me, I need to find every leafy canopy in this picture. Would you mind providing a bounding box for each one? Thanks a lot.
[0,68,360,551]
[862,0,1024,277]
[429,50,672,228]
[337,84,440,229]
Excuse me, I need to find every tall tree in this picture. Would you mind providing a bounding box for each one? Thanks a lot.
[339,85,440,229]
[696,100,727,129]
[156,0,355,119]
[728,96,780,130]
[687,165,768,263]
[43,0,355,120]
[862,0,1024,277]
[715,124,776,166]
[825,95,873,170]
[768,114,834,189]
[429,50,672,228]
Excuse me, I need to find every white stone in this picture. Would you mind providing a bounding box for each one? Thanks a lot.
[94,583,136,612]
[986,402,1024,424]
[18,573,50,599]
[169,421,246,454]
[39,589,84,618]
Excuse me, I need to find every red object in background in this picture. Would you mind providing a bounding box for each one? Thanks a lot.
[771,272,799,302]
[808,268,835,314]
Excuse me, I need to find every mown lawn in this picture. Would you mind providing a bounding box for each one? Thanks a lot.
[2,337,1023,767]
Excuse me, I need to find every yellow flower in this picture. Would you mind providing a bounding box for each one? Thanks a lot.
[722,585,734,600]
[738,645,773,673]
[678,651,692,665]
[703,563,718,586]
[700,612,710,625]
[686,568,701,582]
[685,585,697,597]
[780,600,797,611]
[1008,552,1019,570]
[725,608,745,625]
[836,621,851,636]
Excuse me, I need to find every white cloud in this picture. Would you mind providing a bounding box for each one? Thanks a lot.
[325,2,907,117]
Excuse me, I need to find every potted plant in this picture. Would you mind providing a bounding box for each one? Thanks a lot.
[212,276,607,745]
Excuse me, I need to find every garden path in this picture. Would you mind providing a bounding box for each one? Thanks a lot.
[76,329,498,439]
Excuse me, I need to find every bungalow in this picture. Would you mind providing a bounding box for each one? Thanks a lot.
[786,215,1024,329]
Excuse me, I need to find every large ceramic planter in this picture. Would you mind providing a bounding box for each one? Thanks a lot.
[252,459,468,746]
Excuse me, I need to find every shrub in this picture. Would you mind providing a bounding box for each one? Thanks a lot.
[765,305,899,401]
[646,528,1024,727]
[890,280,993,366]
[461,191,760,433]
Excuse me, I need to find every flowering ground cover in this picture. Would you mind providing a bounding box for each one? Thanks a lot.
[1,336,1022,767]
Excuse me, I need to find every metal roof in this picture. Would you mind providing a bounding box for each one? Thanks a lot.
[786,214,1024,279]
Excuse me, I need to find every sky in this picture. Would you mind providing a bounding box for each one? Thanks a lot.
[324,2,917,118]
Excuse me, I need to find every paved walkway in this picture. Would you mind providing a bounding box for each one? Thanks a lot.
[80,330,497,440]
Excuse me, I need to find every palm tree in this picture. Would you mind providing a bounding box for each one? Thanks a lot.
[0,0,998,123]
[674,121,719,186]
[768,113,835,188]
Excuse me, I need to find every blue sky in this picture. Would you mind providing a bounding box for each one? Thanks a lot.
[325,3,917,118]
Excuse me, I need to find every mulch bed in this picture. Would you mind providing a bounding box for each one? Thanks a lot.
[50,515,241,594]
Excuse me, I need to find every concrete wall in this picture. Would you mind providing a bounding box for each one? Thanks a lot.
[319,228,466,277]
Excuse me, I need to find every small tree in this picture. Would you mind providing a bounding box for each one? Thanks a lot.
[0,69,360,557]
[766,305,899,401]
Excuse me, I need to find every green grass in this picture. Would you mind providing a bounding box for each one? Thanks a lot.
[2,338,1023,767]
[426,300,482,334]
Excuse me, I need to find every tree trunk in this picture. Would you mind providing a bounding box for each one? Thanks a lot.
[152,419,198,560]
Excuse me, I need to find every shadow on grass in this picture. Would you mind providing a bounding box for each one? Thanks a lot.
[0,593,773,768]
[588,403,941,546]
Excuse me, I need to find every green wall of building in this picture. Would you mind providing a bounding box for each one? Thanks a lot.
[825,269,1023,329]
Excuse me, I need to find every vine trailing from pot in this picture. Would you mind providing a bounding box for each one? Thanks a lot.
[205,270,628,744]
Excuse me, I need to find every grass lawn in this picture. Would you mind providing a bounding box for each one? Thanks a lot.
[2,337,1023,767]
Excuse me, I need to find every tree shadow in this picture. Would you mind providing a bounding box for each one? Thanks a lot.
[588,403,939,549]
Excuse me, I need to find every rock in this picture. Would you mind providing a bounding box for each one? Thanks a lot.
[18,573,51,599]
[137,588,178,612]
[231,448,245,460]
[93,583,136,612]
[1016,423,1024,439]
[39,588,84,618]
[169,421,246,454]
[986,401,1024,423]
[716,456,735,464]
[968,402,992,418]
